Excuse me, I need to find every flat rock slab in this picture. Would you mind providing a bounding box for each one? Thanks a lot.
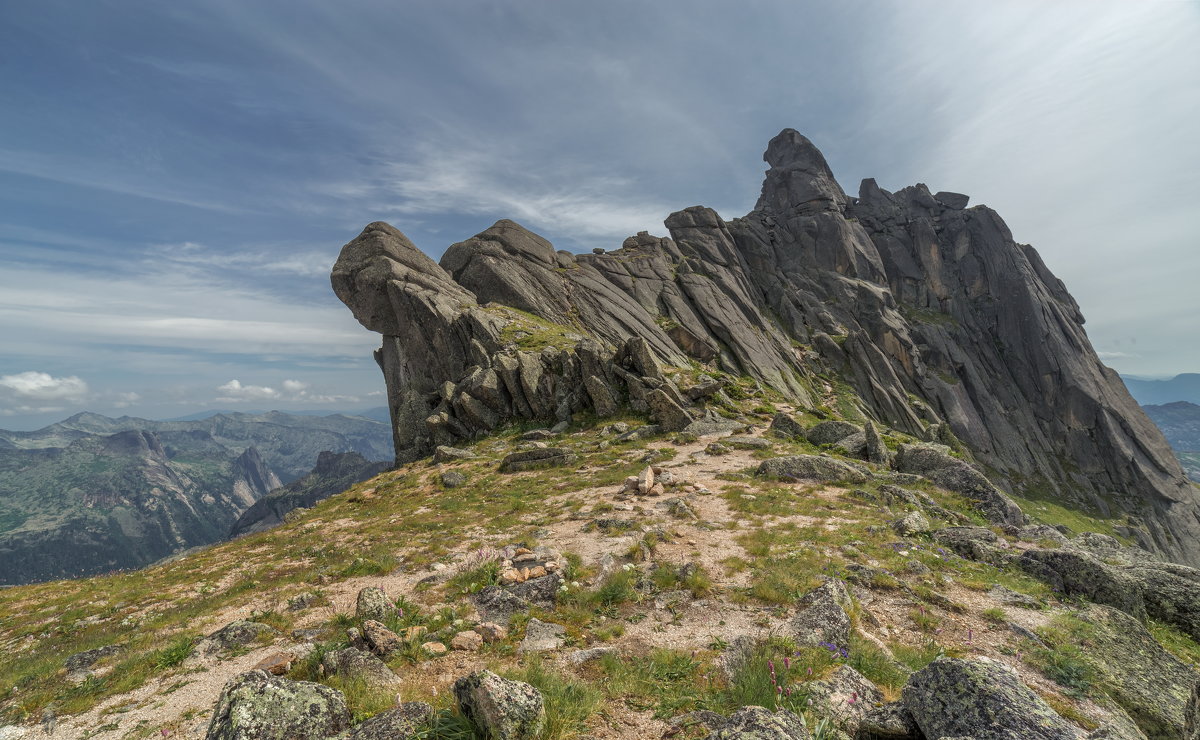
[499,448,577,473]
[519,618,565,653]
[756,454,868,484]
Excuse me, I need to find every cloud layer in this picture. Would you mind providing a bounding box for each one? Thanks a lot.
[1,1,1196,426]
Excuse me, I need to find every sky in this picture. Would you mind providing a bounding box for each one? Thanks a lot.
[1,1,1197,429]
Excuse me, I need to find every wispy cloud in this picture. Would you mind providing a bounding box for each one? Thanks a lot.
[216,378,357,405]
[0,371,89,402]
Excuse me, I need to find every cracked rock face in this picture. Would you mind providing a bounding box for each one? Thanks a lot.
[332,128,1200,566]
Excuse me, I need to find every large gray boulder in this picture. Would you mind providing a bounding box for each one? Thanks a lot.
[453,670,545,740]
[901,657,1076,740]
[1077,605,1200,740]
[756,455,869,484]
[807,420,861,446]
[893,444,1024,526]
[205,671,350,740]
[1017,549,1148,620]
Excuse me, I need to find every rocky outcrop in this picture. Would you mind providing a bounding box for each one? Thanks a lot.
[229,451,389,538]
[332,129,1200,566]
[902,657,1076,740]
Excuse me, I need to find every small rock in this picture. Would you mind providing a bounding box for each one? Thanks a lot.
[65,645,121,672]
[453,670,546,740]
[519,429,555,441]
[404,625,428,641]
[787,579,853,648]
[567,647,617,665]
[362,620,403,656]
[441,470,468,488]
[472,585,531,624]
[476,622,509,643]
[893,511,931,536]
[252,652,294,676]
[451,630,484,651]
[421,641,448,656]
[286,592,319,611]
[724,435,772,450]
[666,497,697,519]
[638,465,656,494]
[519,618,566,653]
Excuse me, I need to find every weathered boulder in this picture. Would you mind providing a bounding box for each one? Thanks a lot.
[1017,549,1147,620]
[705,706,810,739]
[472,586,531,624]
[647,388,695,432]
[807,420,862,446]
[1124,563,1200,641]
[1076,604,1200,739]
[348,702,434,739]
[785,579,852,648]
[803,665,883,735]
[902,657,1075,740]
[858,702,920,739]
[434,445,474,463]
[205,671,350,740]
[355,587,393,623]
[769,412,806,440]
[453,670,546,740]
[893,444,1024,526]
[201,620,276,654]
[864,421,891,465]
[361,620,403,656]
[893,510,931,536]
[933,527,1008,563]
[321,648,401,689]
[757,455,869,484]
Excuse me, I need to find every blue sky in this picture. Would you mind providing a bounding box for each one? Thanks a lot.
[1,1,1197,429]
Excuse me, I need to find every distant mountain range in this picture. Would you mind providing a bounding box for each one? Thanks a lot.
[0,410,393,585]
[1122,373,1200,406]
[0,409,393,482]
[1142,401,1200,483]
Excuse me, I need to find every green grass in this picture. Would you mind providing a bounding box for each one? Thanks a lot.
[504,656,603,739]
[1024,616,1100,698]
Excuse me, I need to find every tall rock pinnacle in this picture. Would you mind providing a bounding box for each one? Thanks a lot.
[332,130,1200,566]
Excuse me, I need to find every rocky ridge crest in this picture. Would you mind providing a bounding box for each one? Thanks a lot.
[333,129,1200,566]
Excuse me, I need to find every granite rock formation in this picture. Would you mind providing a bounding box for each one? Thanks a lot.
[332,129,1200,566]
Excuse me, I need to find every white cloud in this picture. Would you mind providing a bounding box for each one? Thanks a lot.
[216,378,357,405]
[216,379,281,402]
[0,371,89,401]
[110,391,141,408]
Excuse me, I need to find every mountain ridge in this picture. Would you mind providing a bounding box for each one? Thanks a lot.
[333,128,1200,566]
